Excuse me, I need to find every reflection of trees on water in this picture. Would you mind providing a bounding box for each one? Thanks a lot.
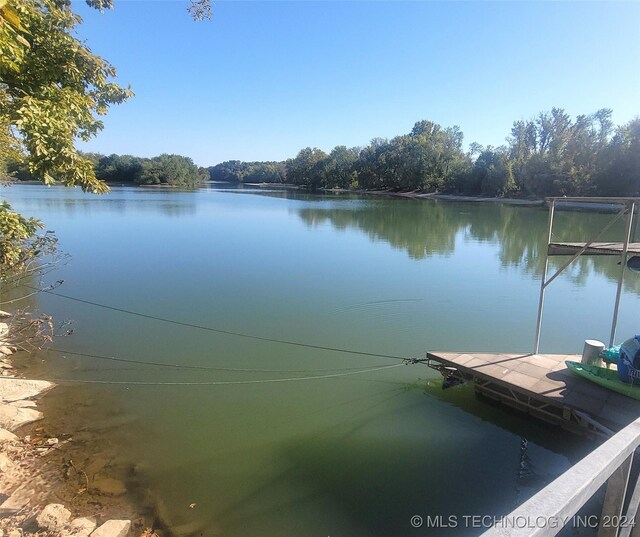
[298,200,640,293]
[12,197,197,217]
[220,187,363,203]
[299,200,459,259]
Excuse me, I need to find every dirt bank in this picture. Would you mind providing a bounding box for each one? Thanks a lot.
[0,314,158,537]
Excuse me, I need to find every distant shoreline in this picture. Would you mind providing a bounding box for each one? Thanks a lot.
[321,188,544,206]
[211,182,546,205]
[0,179,550,207]
[12,181,624,211]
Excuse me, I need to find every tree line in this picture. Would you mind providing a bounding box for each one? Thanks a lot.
[6,107,638,197]
[208,160,286,184]
[9,152,208,188]
[212,108,639,198]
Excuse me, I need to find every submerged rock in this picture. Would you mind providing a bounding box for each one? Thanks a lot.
[36,503,72,532]
[90,519,131,537]
[84,455,109,477]
[0,310,10,319]
[92,477,127,496]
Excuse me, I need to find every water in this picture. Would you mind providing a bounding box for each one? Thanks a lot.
[3,183,640,536]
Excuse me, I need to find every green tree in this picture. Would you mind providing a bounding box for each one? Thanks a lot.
[469,148,515,196]
[352,122,471,193]
[138,154,205,187]
[0,200,40,269]
[95,153,146,183]
[595,118,640,196]
[507,119,537,186]
[285,147,327,189]
[242,162,284,184]
[318,146,359,189]
[208,160,246,183]
[392,121,470,192]
[355,138,389,190]
[1,0,133,193]
[0,0,132,275]
[507,108,615,196]
[208,160,286,184]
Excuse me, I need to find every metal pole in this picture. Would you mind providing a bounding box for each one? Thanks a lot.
[610,202,635,347]
[543,207,628,289]
[534,200,555,355]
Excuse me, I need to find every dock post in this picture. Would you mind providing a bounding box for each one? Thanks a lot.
[610,202,636,347]
[534,200,555,355]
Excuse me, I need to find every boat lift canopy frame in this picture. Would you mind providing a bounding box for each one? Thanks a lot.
[534,197,640,354]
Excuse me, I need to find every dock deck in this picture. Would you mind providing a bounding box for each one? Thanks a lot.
[425,352,640,437]
[548,242,640,256]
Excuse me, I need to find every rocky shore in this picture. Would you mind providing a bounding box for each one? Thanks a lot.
[0,312,150,537]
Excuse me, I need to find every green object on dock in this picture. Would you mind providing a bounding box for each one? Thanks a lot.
[566,360,640,400]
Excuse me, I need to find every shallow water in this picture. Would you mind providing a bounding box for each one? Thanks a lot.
[3,184,639,536]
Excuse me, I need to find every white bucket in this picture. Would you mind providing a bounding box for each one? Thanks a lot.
[582,339,605,366]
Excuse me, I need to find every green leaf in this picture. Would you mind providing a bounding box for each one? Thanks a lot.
[0,5,26,33]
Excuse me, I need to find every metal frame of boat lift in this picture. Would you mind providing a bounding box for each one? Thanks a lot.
[421,198,640,439]
[534,197,640,355]
[480,200,640,536]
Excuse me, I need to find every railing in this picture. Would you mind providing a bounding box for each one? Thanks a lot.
[482,417,640,537]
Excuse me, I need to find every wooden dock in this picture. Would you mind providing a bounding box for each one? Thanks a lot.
[425,352,640,437]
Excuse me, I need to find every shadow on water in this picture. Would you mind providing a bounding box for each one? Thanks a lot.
[414,377,590,456]
[266,389,590,537]
[199,378,595,537]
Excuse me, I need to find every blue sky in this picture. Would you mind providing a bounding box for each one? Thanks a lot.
[74,1,640,167]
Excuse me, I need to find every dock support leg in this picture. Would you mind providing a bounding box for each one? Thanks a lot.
[534,200,555,355]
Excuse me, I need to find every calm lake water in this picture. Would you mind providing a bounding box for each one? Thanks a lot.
[3,183,640,536]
